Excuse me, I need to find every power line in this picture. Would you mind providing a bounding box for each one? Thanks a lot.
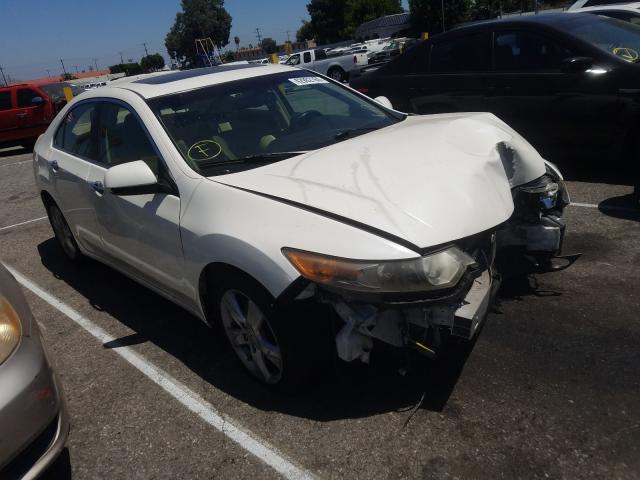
[0,65,8,86]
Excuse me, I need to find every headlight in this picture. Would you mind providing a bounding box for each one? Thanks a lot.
[0,296,22,364]
[282,247,477,293]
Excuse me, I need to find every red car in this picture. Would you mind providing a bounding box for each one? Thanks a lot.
[0,82,82,150]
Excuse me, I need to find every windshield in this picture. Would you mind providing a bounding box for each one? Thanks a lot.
[147,71,403,176]
[564,15,640,62]
[39,82,85,102]
[285,54,300,65]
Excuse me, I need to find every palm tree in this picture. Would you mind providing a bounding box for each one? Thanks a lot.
[234,36,240,51]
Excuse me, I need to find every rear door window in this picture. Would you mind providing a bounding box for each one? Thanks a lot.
[495,31,575,71]
[303,52,312,63]
[430,32,492,72]
[0,91,11,111]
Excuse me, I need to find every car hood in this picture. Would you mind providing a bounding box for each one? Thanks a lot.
[212,112,547,250]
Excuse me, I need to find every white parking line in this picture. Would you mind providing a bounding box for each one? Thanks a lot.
[0,159,32,168]
[0,216,47,232]
[4,265,315,480]
[570,202,639,213]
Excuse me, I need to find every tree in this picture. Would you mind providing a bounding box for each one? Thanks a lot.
[306,0,403,44]
[296,20,315,42]
[345,0,403,37]
[108,62,143,76]
[60,73,77,81]
[234,35,240,50]
[140,53,166,73]
[222,50,236,62]
[408,0,471,36]
[262,37,277,54]
[165,0,232,68]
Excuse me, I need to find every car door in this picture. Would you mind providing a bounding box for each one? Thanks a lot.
[406,30,493,115]
[486,28,621,160]
[49,100,104,253]
[15,87,49,138]
[87,100,185,298]
[0,89,16,143]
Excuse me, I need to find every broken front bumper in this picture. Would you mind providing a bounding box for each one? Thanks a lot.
[312,235,499,364]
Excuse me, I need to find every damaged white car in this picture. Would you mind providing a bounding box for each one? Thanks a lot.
[33,64,576,388]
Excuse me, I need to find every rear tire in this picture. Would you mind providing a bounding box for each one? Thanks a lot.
[327,67,345,83]
[47,204,84,264]
[211,272,323,391]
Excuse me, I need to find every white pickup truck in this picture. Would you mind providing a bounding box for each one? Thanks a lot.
[283,48,367,82]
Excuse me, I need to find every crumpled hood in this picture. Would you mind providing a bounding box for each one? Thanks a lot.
[213,112,547,249]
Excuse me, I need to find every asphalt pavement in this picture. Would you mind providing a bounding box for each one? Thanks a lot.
[1,146,638,479]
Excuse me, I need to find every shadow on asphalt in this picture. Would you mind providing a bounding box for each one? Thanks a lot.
[598,193,640,222]
[37,238,470,420]
[40,448,71,480]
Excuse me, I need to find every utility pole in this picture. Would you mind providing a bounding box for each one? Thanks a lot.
[73,65,79,73]
[441,0,445,32]
[46,69,51,78]
[534,0,539,14]
[255,27,262,46]
[60,58,67,75]
[286,31,291,42]
[119,51,124,63]
[142,42,149,56]
[93,58,98,70]
[0,65,7,87]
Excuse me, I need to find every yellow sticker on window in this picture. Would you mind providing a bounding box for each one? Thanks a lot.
[612,47,639,62]
[188,140,222,161]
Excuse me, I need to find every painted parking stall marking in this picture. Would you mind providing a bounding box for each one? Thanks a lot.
[0,216,47,232]
[5,265,316,480]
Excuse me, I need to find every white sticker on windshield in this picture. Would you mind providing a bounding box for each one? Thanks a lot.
[288,77,329,86]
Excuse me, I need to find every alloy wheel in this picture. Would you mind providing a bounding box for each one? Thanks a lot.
[220,289,283,384]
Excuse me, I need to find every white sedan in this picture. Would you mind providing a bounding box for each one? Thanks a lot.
[33,64,573,389]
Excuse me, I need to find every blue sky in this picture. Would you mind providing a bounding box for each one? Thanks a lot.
[0,0,409,81]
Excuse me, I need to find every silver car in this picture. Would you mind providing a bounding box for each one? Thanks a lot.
[0,263,69,478]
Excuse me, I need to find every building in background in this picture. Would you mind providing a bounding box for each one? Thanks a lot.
[354,12,412,41]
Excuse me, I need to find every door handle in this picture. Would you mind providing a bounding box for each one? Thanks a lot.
[48,159,59,172]
[91,181,105,195]
[15,112,28,118]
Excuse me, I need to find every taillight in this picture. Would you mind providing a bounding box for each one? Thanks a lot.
[357,87,369,93]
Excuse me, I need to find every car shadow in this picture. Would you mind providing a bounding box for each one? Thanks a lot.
[598,193,640,222]
[37,238,471,421]
[40,448,71,480]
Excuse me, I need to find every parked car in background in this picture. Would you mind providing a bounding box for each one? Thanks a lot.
[33,64,574,389]
[284,48,367,81]
[350,13,640,175]
[367,38,420,64]
[572,2,640,24]
[0,82,82,150]
[0,263,69,478]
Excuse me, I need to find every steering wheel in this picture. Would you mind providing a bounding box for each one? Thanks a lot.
[289,110,323,131]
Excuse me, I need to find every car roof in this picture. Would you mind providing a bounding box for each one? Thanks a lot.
[447,11,612,34]
[107,63,300,99]
[577,2,640,11]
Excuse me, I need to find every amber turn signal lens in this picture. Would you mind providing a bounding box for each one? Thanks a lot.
[0,296,22,365]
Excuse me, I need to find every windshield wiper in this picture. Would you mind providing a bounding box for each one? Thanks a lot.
[334,127,380,141]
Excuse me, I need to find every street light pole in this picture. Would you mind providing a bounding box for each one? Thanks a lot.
[0,65,8,87]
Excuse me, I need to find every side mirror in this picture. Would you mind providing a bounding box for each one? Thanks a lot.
[104,160,158,196]
[31,96,46,106]
[374,95,393,109]
[561,56,593,73]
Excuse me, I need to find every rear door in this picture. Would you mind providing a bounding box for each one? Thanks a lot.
[49,100,104,253]
[407,30,493,114]
[15,87,49,139]
[87,100,184,297]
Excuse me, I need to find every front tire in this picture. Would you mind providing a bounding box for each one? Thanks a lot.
[213,273,321,390]
[47,204,83,264]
